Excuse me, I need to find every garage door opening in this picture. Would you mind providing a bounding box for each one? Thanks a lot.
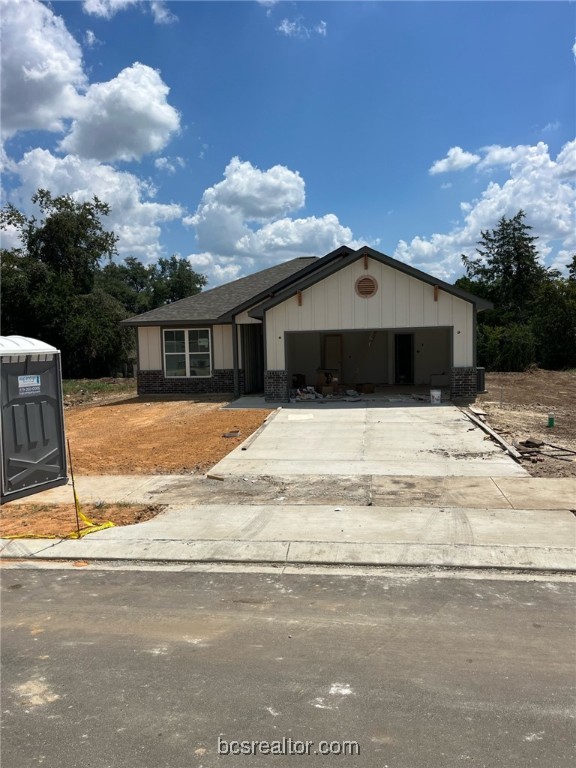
[286,328,452,393]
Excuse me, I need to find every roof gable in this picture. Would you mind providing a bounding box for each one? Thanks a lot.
[249,246,493,317]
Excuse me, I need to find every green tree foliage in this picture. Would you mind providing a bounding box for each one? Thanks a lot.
[1,189,118,293]
[531,279,576,369]
[477,324,536,372]
[1,190,206,377]
[460,210,549,325]
[456,211,576,371]
[96,254,206,315]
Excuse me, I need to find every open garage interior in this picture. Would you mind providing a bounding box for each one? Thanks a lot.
[285,328,452,392]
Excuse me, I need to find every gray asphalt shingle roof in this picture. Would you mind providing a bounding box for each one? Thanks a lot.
[121,244,491,327]
[120,256,319,326]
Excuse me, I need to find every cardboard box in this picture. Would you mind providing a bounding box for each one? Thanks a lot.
[322,386,334,396]
[356,383,375,394]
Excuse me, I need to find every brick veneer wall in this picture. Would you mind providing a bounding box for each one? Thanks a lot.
[137,369,244,395]
[450,367,476,402]
[264,370,289,402]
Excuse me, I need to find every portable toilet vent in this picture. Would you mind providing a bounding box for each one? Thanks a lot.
[0,336,68,504]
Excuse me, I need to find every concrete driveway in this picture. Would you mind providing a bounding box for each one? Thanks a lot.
[212,402,527,477]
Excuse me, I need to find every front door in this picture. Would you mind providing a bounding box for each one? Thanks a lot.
[394,333,414,384]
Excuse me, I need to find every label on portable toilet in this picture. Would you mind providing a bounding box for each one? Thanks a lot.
[17,374,41,395]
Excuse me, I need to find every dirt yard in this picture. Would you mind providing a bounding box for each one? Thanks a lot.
[0,503,164,539]
[477,369,576,478]
[65,396,272,474]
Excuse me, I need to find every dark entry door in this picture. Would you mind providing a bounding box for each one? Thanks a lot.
[242,324,264,394]
[394,333,414,384]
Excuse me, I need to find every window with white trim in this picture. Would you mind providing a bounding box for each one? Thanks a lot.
[163,329,212,377]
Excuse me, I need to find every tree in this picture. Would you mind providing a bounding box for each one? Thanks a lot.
[1,190,207,378]
[531,278,576,369]
[152,255,207,306]
[456,211,576,371]
[460,210,549,325]
[96,254,206,315]
[1,189,117,294]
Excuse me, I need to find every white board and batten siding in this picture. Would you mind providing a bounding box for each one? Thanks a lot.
[138,327,162,371]
[212,325,234,369]
[265,258,474,369]
[137,325,233,371]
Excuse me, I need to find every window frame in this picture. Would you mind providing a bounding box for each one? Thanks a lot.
[163,328,212,378]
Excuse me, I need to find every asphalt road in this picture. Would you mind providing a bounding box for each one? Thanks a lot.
[1,567,574,768]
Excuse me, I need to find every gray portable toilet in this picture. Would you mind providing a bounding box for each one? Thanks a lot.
[0,336,68,503]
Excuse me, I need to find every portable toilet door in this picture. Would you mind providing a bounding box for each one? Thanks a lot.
[0,336,68,503]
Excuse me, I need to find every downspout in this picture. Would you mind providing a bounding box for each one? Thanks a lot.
[232,318,240,398]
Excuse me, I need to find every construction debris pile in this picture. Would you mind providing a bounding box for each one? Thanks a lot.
[516,439,576,465]
[462,405,576,470]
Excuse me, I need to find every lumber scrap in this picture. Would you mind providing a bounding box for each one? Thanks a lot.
[461,408,523,461]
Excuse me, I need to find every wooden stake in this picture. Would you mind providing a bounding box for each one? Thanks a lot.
[67,438,81,537]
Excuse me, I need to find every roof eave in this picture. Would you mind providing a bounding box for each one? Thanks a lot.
[120,317,221,327]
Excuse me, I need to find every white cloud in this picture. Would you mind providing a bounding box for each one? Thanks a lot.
[429,146,481,174]
[396,139,576,279]
[59,63,180,162]
[154,156,185,174]
[183,157,362,285]
[10,149,183,261]
[0,0,86,137]
[477,144,530,169]
[185,253,246,287]
[150,1,177,24]
[84,30,100,48]
[82,0,138,18]
[572,39,576,59]
[184,157,306,246]
[82,0,176,23]
[555,140,576,179]
[276,17,328,39]
[236,214,359,258]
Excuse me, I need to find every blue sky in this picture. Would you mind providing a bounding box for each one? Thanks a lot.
[1,0,575,287]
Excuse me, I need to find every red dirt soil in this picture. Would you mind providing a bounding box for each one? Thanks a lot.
[65,396,272,475]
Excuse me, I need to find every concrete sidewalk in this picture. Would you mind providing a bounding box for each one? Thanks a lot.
[2,494,575,572]
[5,473,575,510]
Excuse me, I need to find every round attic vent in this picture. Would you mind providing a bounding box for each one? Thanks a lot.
[355,275,378,298]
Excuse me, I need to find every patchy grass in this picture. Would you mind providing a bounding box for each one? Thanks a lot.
[63,378,137,407]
